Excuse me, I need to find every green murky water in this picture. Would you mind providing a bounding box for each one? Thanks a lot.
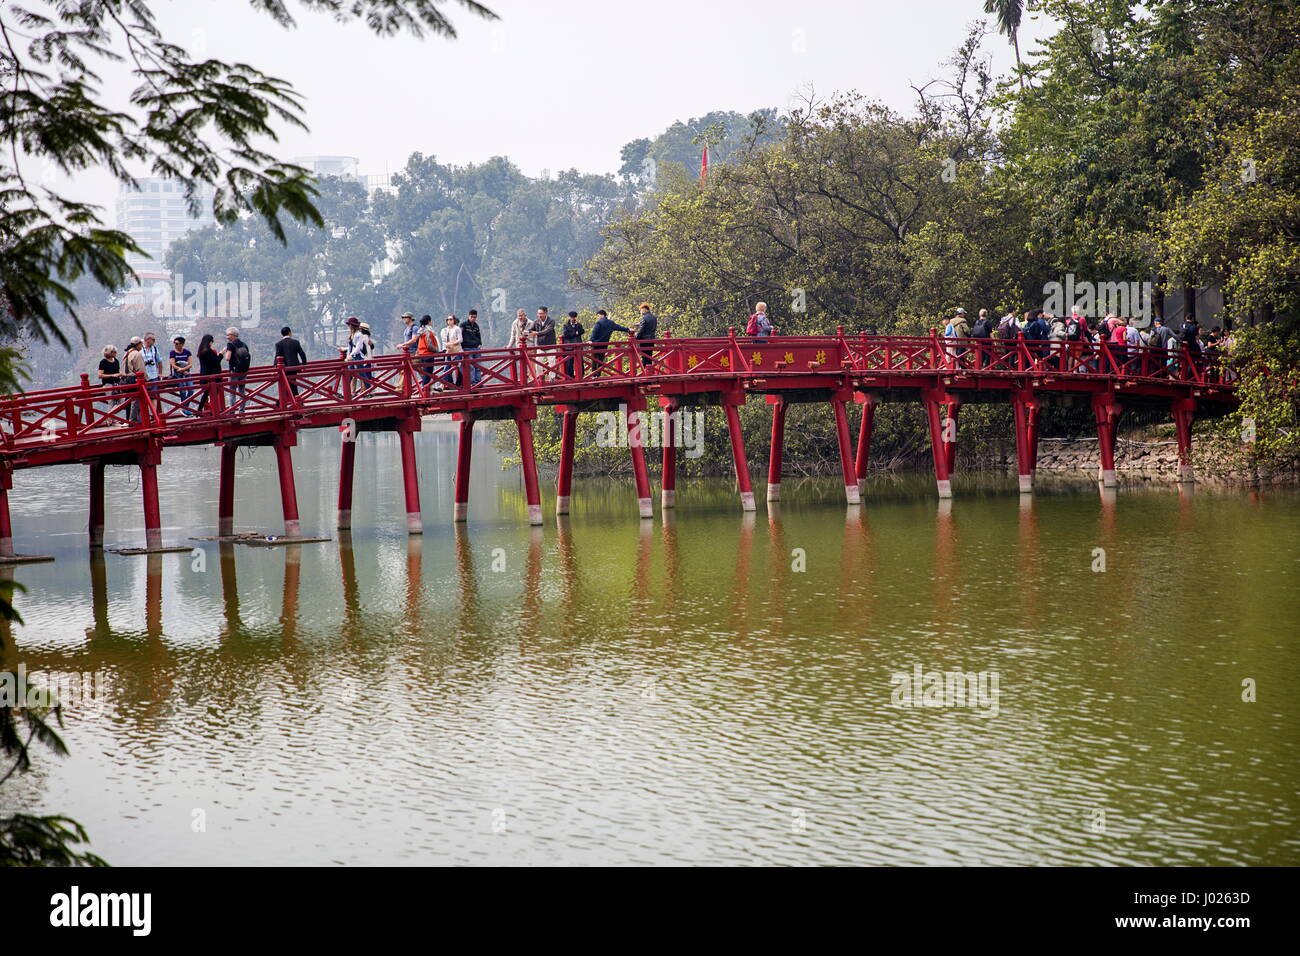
[2,424,1297,865]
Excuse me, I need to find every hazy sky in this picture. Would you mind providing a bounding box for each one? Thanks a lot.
[55,0,1055,214]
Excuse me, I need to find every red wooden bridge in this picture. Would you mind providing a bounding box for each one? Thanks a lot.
[0,329,1236,557]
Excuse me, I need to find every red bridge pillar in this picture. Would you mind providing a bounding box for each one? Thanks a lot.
[556,407,576,515]
[944,399,962,477]
[514,405,544,526]
[1092,392,1122,488]
[454,414,474,522]
[832,394,861,505]
[854,393,876,496]
[767,395,786,502]
[660,398,677,509]
[398,417,423,534]
[923,389,955,499]
[337,428,356,529]
[274,432,302,538]
[88,462,105,549]
[0,467,13,558]
[627,397,653,519]
[1172,397,1196,482]
[723,392,756,512]
[140,447,163,550]
[218,444,237,536]
[1012,391,1040,494]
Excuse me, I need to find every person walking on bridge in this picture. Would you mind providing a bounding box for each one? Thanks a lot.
[590,309,631,378]
[508,309,534,383]
[462,309,483,385]
[397,312,418,356]
[944,307,970,368]
[339,316,371,396]
[746,302,773,344]
[1180,316,1202,370]
[634,302,657,369]
[169,336,194,414]
[970,308,993,368]
[441,314,463,388]
[223,327,252,412]
[1149,315,1178,377]
[995,310,1019,340]
[140,332,162,385]
[531,307,557,382]
[275,326,308,396]
[96,345,122,420]
[1023,310,1050,365]
[196,333,222,414]
[415,315,440,393]
[561,310,585,378]
[122,337,146,423]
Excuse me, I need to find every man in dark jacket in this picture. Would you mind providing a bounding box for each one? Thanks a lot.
[531,307,556,346]
[274,325,308,395]
[461,309,483,384]
[633,302,657,368]
[1180,317,1201,361]
[530,306,557,380]
[561,311,584,378]
[1023,310,1051,363]
[589,309,632,377]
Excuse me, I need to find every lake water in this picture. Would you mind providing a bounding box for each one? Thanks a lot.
[2,424,1297,865]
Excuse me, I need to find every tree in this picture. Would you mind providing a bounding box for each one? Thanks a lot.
[983,0,1027,89]
[0,0,496,360]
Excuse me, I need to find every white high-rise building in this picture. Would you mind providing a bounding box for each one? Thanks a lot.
[115,177,216,276]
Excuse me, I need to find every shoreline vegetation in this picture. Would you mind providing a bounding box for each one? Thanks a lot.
[492,416,1297,485]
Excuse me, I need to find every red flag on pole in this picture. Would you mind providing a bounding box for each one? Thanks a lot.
[700,145,709,183]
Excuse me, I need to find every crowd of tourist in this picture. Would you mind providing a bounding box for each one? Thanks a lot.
[89,299,1229,421]
[935,306,1233,379]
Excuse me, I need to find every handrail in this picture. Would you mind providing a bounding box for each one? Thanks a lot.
[0,335,1235,453]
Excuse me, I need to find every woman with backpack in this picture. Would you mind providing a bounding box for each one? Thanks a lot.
[222,327,251,413]
[746,302,773,344]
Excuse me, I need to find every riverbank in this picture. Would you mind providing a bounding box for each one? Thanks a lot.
[1002,432,1299,485]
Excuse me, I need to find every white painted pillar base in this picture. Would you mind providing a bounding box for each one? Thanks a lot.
[452,502,468,522]
[936,479,953,499]
[0,536,13,558]
[767,482,781,502]
[661,489,675,509]
[145,529,163,550]
[739,491,756,512]
[527,504,543,526]
[1018,473,1033,494]
[857,478,867,496]
[218,517,234,536]
[1178,463,1195,482]
[284,519,302,538]
[1100,468,1118,488]
[844,484,861,505]
[637,497,653,519]
[405,513,423,534]
[555,495,570,515]
[336,509,351,530]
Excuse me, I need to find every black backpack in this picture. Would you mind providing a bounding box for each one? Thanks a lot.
[230,342,251,373]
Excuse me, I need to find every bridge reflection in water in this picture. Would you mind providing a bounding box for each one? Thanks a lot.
[5,469,1296,866]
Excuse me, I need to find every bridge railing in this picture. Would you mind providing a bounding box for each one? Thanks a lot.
[0,334,1230,450]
